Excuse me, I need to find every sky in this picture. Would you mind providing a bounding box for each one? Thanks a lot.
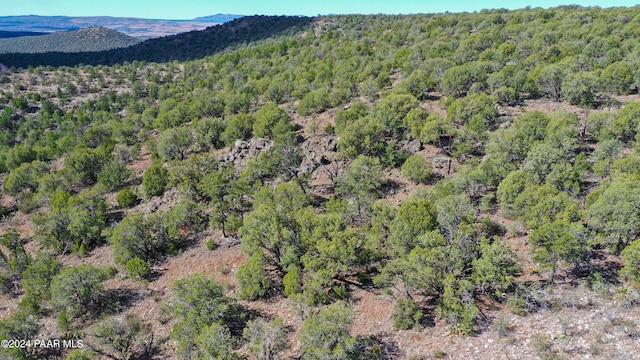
[1,0,639,19]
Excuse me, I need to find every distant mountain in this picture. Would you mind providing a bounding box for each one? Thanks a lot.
[0,27,142,54]
[0,16,313,68]
[193,14,245,23]
[0,14,244,39]
[0,31,47,39]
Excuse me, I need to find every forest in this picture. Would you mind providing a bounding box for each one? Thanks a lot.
[0,5,640,359]
[0,27,142,54]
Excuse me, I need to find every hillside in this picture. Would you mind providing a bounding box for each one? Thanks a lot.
[1,6,640,360]
[0,14,244,39]
[0,31,47,39]
[0,27,142,54]
[0,16,313,67]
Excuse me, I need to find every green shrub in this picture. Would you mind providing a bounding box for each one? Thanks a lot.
[64,147,108,186]
[507,292,527,316]
[253,102,291,139]
[236,252,272,300]
[168,273,236,359]
[126,257,152,281]
[97,160,132,190]
[117,188,138,208]
[243,318,289,360]
[324,123,335,134]
[401,154,432,183]
[299,302,357,359]
[65,350,93,360]
[157,127,193,161]
[19,253,62,314]
[195,117,226,150]
[283,266,302,297]
[50,264,114,320]
[16,193,40,214]
[91,314,153,359]
[3,160,49,196]
[392,297,424,330]
[621,239,640,286]
[205,238,218,250]
[33,191,107,255]
[142,162,168,198]
[0,310,41,359]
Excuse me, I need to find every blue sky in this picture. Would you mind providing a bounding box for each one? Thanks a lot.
[2,0,639,19]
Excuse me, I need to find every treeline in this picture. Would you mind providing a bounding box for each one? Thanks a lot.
[0,16,313,67]
[0,31,48,39]
[0,27,142,54]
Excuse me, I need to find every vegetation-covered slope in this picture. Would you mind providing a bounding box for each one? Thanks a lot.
[0,31,47,39]
[0,14,244,39]
[0,16,313,67]
[0,27,142,54]
[0,6,640,360]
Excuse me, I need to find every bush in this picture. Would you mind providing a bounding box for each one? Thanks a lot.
[16,192,40,214]
[221,113,255,146]
[19,253,62,314]
[157,127,193,161]
[324,123,335,134]
[283,266,303,297]
[236,252,272,300]
[336,155,383,199]
[50,264,115,320]
[168,273,236,359]
[401,154,432,184]
[117,188,138,208]
[243,318,289,359]
[0,310,41,359]
[299,302,358,359]
[33,191,107,255]
[142,162,168,198]
[91,314,153,360]
[205,238,218,250]
[195,117,226,150]
[98,160,132,191]
[392,298,424,330]
[3,160,49,196]
[65,350,93,360]
[298,88,335,115]
[621,239,640,285]
[110,212,168,265]
[126,257,152,281]
[253,102,291,139]
[65,147,108,186]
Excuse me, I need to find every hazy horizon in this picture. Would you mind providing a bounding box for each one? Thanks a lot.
[2,0,639,20]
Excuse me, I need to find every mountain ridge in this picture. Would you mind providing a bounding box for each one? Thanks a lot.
[0,14,244,39]
[0,26,142,54]
[0,16,313,67]
[0,30,48,39]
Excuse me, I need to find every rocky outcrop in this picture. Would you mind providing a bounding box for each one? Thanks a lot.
[299,135,338,175]
[222,137,273,166]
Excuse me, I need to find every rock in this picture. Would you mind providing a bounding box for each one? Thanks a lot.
[234,139,249,149]
[402,138,422,153]
[223,137,273,166]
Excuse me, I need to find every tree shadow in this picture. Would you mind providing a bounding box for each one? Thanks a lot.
[566,249,622,287]
[357,333,404,359]
[105,287,143,313]
[0,16,314,68]
[379,179,403,196]
[227,303,262,338]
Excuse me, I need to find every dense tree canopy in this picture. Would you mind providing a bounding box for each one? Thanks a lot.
[2,6,640,358]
